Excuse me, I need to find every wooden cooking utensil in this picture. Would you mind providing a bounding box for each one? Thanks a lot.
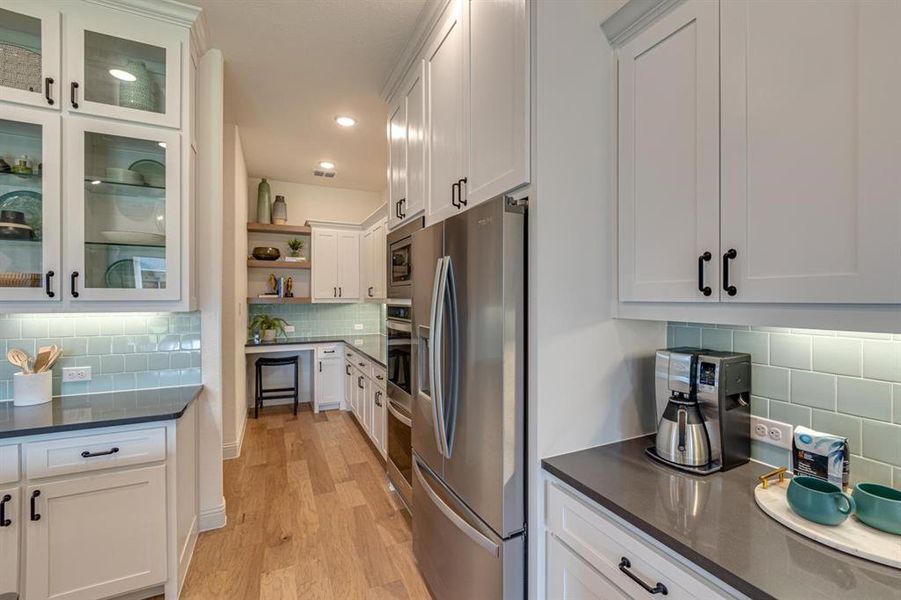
[7,348,31,373]
[33,345,57,374]
[42,346,62,373]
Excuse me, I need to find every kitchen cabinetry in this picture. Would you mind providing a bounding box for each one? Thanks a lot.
[25,466,167,600]
[345,349,387,458]
[387,96,407,228]
[547,532,627,600]
[0,2,60,109]
[388,62,426,230]
[616,0,901,305]
[361,217,387,300]
[310,226,360,302]
[0,485,19,595]
[314,344,343,413]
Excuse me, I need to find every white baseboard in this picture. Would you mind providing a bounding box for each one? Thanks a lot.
[223,407,249,460]
[198,498,227,532]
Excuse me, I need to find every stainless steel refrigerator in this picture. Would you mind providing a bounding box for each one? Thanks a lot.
[411,195,526,599]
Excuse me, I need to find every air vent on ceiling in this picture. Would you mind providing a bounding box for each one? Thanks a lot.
[313,170,336,178]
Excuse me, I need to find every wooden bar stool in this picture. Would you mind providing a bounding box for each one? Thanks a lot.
[254,355,299,418]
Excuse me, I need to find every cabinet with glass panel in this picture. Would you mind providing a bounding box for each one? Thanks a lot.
[0,0,197,310]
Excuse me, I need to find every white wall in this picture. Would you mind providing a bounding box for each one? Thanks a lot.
[528,1,666,597]
[222,124,249,459]
[247,177,383,225]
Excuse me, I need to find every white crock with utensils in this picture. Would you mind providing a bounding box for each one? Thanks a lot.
[9,345,61,407]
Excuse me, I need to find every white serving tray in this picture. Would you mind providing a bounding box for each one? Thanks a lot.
[754,478,900,569]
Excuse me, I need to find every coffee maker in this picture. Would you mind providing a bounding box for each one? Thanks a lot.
[647,348,752,475]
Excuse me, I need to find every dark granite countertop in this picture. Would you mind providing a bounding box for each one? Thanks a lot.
[0,385,201,439]
[245,334,387,366]
[542,436,901,600]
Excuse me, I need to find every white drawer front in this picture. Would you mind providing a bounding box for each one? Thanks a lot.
[317,344,342,359]
[372,364,387,388]
[344,348,358,364]
[0,444,19,484]
[546,481,728,600]
[25,427,166,480]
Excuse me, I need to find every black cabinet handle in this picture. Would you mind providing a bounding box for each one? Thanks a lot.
[333,286,337,298]
[318,361,322,373]
[30,490,40,521]
[358,362,365,367]
[358,376,364,389]
[338,287,342,297]
[375,391,382,407]
[70,271,79,298]
[0,494,11,527]
[457,177,468,206]
[618,557,667,595]
[346,364,351,375]
[323,349,335,354]
[451,181,460,208]
[376,374,384,381]
[81,447,119,458]
[45,270,55,298]
[368,286,374,297]
[722,248,737,296]
[44,77,54,105]
[70,81,79,108]
[697,252,712,296]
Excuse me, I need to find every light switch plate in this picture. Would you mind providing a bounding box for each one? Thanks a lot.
[62,366,92,382]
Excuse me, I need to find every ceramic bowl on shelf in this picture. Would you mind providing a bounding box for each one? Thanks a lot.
[0,191,42,239]
[105,167,144,185]
[252,247,280,261]
[100,230,166,246]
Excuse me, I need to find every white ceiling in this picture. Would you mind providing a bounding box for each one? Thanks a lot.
[194,0,428,192]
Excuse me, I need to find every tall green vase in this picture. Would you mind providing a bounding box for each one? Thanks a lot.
[256,178,272,224]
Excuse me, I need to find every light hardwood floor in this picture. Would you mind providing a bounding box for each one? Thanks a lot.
[177,404,431,600]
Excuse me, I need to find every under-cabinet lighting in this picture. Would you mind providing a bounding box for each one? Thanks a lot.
[90,180,101,185]
[335,116,357,127]
[318,161,336,170]
[108,69,136,82]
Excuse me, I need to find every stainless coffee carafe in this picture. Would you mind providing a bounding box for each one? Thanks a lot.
[656,395,710,467]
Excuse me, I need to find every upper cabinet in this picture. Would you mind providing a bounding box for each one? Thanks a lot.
[387,0,529,229]
[65,5,182,128]
[0,2,61,109]
[615,0,901,305]
[361,218,387,300]
[311,227,360,302]
[387,96,407,229]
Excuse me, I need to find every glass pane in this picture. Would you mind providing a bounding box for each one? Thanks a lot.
[84,131,167,290]
[0,119,44,289]
[84,31,166,114]
[0,8,43,93]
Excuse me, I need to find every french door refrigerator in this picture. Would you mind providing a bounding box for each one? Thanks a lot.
[411,195,526,599]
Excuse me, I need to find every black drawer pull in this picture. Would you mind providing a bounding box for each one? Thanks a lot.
[346,364,351,375]
[323,349,335,354]
[0,494,11,527]
[697,252,712,296]
[30,490,40,521]
[70,271,79,298]
[81,446,119,458]
[45,77,54,105]
[375,391,382,407]
[70,81,79,108]
[45,270,55,298]
[722,248,737,296]
[376,374,384,381]
[358,376,364,389]
[619,557,667,595]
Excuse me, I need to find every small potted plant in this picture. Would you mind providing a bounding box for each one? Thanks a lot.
[248,313,289,342]
[286,238,305,261]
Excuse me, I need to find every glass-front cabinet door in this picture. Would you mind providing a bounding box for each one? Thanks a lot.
[0,106,61,301]
[65,7,181,128]
[0,2,60,108]
[65,118,180,302]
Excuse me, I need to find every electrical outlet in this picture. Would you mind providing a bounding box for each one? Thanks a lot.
[354,323,364,330]
[62,366,92,382]
[284,325,295,333]
[750,415,793,450]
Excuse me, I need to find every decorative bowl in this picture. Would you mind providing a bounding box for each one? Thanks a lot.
[252,247,280,261]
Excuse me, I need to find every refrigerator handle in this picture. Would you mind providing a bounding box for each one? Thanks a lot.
[429,256,450,459]
[443,256,460,458]
[413,459,500,557]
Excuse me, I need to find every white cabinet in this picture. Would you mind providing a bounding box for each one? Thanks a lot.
[0,2,61,109]
[311,227,360,302]
[387,97,407,229]
[425,0,468,225]
[314,355,343,413]
[344,360,354,411]
[0,486,19,595]
[25,465,167,600]
[65,4,183,128]
[719,0,901,303]
[547,533,628,600]
[361,218,387,300]
[403,62,426,221]
[617,0,720,303]
[371,385,386,456]
[466,0,529,205]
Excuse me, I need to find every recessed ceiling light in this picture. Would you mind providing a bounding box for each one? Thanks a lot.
[335,116,357,127]
[109,69,136,82]
[158,142,167,148]
[318,161,336,170]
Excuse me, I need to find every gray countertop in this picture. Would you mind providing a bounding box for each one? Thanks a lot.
[0,385,202,439]
[245,334,387,366]
[542,436,901,600]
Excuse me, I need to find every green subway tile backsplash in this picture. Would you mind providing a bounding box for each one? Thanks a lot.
[247,302,384,338]
[0,312,201,400]
[667,322,901,489]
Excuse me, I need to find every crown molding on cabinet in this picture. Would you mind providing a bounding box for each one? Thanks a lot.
[361,203,389,229]
[85,0,202,28]
[304,219,365,231]
[380,0,453,102]
[600,0,683,47]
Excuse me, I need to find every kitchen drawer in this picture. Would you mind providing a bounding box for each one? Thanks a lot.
[316,344,343,360]
[0,444,19,484]
[372,364,387,388]
[344,348,358,364]
[351,354,371,374]
[547,531,629,599]
[546,481,728,599]
[25,427,166,479]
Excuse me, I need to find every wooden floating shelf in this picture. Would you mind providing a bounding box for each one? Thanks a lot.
[246,223,311,235]
[246,259,311,269]
[247,296,312,305]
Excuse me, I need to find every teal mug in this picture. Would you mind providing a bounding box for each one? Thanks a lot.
[786,476,856,526]
[853,483,901,535]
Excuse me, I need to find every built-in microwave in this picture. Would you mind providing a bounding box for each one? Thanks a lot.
[387,217,423,300]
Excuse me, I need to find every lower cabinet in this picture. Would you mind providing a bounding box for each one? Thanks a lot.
[371,385,386,455]
[344,360,354,411]
[25,466,167,600]
[545,480,732,599]
[0,486,20,595]
[314,354,344,412]
[345,359,388,459]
